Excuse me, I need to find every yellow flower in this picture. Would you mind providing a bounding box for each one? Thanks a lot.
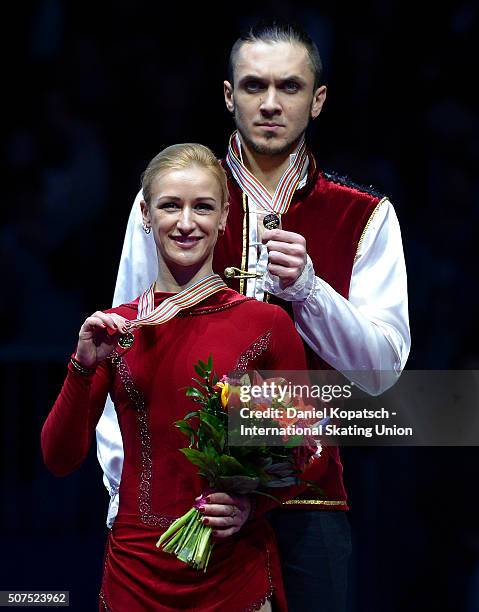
[216,382,229,409]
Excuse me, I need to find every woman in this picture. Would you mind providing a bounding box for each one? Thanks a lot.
[41,144,325,611]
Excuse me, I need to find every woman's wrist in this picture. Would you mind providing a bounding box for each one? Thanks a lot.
[70,355,97,376]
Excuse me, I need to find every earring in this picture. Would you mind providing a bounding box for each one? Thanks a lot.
[143,224,151,234]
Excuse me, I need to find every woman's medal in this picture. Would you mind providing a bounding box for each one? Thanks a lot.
[118,275,227,349]
[118,331,135,348]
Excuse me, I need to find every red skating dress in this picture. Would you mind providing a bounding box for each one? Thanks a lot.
[41,289,327,612]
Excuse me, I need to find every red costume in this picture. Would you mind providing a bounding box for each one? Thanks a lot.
[214,159,381,511]
[42,289,328,611]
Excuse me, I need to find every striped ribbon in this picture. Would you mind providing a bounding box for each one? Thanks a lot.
[226,130,308,215]
[131,274,227,327]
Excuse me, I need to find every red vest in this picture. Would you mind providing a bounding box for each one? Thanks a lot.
[213,155,382,510]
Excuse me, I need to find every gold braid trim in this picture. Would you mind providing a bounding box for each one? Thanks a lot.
[282,499,348,506]
[240,193,248,295]
[354,197,388,263]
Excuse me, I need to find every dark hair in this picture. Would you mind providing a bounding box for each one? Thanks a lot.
[227,20,323,89]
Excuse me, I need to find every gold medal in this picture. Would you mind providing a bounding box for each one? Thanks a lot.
[118,332,134,348]
[263,213,280,230]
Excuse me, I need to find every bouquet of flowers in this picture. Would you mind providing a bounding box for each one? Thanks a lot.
[156,356,319,571]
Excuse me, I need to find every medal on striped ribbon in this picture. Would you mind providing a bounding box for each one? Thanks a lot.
[118,274,227,348]
[226,130,308,216]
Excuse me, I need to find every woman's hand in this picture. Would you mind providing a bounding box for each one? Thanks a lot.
[195,492,252,538]
[75,312,130,368]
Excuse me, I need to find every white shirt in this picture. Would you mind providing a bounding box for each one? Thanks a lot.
[97,175,410,527]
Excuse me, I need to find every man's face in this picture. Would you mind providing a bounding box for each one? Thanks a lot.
[224,41,326,157]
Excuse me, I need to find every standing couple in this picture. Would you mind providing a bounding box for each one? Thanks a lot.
[42,20,410,611]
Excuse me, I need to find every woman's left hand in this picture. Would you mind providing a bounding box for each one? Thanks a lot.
[195,492,252,538]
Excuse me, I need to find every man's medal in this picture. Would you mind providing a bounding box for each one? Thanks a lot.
[263,213,281,230]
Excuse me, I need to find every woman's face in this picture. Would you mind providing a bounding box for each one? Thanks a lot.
[141,165,228,275]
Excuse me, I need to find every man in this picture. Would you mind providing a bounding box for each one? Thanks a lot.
[97,21,410,611]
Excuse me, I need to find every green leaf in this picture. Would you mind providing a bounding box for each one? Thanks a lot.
[179,448,210,469]
[198,469,218,485]
[203,441,220,463]
[284,435,303,448]
[186,388,205,400]
[175,420,195,437]
[194,364,206,378]
[266,477,298,487]
[200,411,224,432]
[218,455,251,476]
[192,377,210,391]
[216,475,260,493]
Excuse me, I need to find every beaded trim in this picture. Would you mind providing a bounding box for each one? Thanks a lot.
[99,545,274,612]
[110,351,176,528]
[282,499,348,506]
[243,547,274,612]
[322,169,385,199]
[70,356,96,376]
[235,330,272,371]
[98,591,110,611]
[99,532,111,611]
[179,297,254,317]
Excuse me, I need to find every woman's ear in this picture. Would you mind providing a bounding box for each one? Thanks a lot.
[219,202,230,233]
[140,199,151,229]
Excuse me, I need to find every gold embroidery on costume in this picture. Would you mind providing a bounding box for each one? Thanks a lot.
[282,499,348,506]
[240,193,248,295]
[354,197,387,262]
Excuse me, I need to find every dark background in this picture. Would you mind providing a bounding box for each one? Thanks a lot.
[1,1,478,610]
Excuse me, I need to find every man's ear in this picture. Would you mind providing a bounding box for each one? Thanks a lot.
[140,199,151,228]
[311,85,327,119]
[224,80,235,113]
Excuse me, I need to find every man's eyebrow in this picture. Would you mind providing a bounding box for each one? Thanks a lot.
[238,74,307,85]
[277,75,307,85]
[237,74,267,83]
[155,196,217,203]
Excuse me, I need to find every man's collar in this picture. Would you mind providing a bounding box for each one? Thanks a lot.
[234,131,309,179]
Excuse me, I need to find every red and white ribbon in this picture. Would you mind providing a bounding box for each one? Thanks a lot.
[132,274,227,327]
[226,131,307,215]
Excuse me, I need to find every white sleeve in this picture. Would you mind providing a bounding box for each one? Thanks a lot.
[96,190,158,527]
[265,199,411,395]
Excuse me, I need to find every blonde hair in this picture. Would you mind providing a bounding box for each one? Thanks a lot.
[141,143,229,207]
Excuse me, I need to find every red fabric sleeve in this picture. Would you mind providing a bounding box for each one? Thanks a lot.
[252,305,331,516]
[41,359,112,476]
[266,305,308,370]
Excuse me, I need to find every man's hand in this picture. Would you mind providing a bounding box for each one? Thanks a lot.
[195,492,252,538]
[263,228,307,289]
